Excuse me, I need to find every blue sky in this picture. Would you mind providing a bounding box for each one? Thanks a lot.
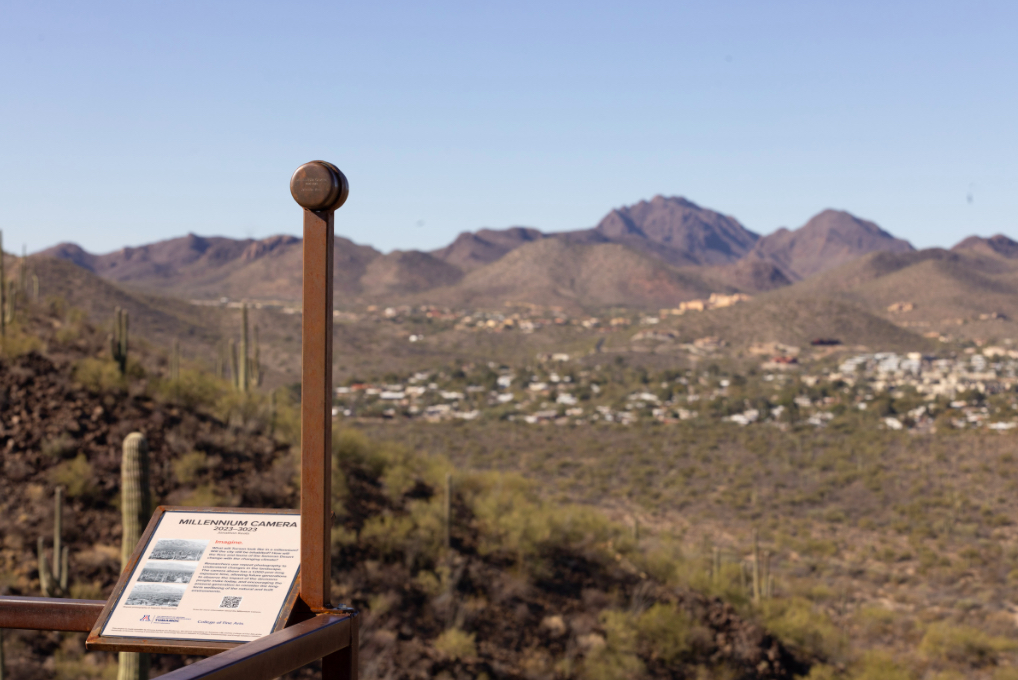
[1,1,1015,254]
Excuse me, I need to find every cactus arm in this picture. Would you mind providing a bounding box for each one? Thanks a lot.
[37,537,52,598]
[230,340,239,391]
[240,304,249,392]
[53,487,63,586]
[59,546,69,594]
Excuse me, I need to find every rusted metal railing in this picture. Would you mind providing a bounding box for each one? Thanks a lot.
[0,161,356,680]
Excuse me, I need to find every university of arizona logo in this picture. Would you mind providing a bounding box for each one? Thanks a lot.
[140,615,151,622]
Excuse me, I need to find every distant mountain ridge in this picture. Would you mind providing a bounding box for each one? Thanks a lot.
[952,234,1018,259]
[748,210,914,281]
[588,195,759,266]
[38,196,918,310]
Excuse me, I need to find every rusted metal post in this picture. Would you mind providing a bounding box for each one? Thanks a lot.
[290,161,349,614]
[0,162,358,680]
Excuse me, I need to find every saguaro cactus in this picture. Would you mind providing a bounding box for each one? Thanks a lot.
[37,487,69,597]
[121,433,151,566]
[268,389,276,436]
[251,325,261,387]
[230,340,239,390]
[4,280,15,326]
[120,432,151,680]
[19,246,26,297]
[239,304,249,392]
[444,473,452,548]
[111,307,129,375]
[170,339,181,382]
[752,530,761,604]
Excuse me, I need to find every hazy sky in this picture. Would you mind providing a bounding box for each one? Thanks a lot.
[1,1,1015,254]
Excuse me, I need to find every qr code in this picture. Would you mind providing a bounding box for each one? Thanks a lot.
[219,596,243,609]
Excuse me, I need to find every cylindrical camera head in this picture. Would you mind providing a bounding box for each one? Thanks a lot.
[290,161,349,211]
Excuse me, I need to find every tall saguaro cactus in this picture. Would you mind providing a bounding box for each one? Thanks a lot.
[120,432,151,680]
[752,530,761,604]
[171,339,181,381]
[239,303,249,392]
[121,433,151,566]
[230,340,239,390]
[37,487,69,597]
[251,325,261,387]
[111,307,129,375]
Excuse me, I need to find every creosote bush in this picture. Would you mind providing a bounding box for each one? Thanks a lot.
[49,454,96,498]
[73,358,129,393]
[433,628,477,660]
[919,621,1017,667]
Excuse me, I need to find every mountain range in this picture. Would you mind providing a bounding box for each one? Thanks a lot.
[38,196,924,311]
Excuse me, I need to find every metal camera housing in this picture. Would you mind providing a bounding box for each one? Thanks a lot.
[290,161,349,211]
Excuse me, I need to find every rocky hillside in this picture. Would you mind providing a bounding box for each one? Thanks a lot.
[0,310,810,680]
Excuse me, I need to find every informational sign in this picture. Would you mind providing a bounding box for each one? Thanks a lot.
[87,507,301,654]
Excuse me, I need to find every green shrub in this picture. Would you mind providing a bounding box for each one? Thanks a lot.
[846,650,915,680]
[173,451,210,484]
[634,603,707,664]
[157,368,227,410]
[179,483,226,507]
[582,610,645,680]
[761,597,845,661]
[73,357,126,393]
[41,433,76,459]
[359,499,445,567]
[434,628,476,660]
[49,454,96,498]
[919,621,1016,667]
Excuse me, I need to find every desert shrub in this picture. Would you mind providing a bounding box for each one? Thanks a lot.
[41,433,77,459]
[173,450,210,484]
[49,454,96,498]
[53,634,117,680]
[582,610,645,680]
[157,368,227,410]
[0,323,43,358]
[919,621,1016,667]
[760,597,845,661]
[69,580,106,600]
[434,628,476,660]
[844,650,915,680]
[73,357,126,393]
[466,470,633,569]
[634,603,707,664]
[179,483,227,507]
[359,498,445,567]
[853,605,901,640]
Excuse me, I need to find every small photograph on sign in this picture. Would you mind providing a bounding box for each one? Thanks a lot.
[149,538,209,561]
[138,560,196,584]
[125,582,186,607]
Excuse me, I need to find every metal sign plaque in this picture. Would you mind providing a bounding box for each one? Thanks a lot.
[87,507,302,655]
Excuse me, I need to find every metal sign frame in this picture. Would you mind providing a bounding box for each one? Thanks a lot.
[0,161,358,680]
[85,507,302,656]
